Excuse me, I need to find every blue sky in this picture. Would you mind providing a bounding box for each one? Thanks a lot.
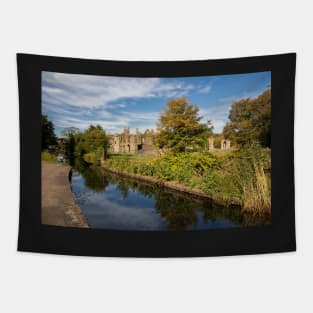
[42,71,271,136]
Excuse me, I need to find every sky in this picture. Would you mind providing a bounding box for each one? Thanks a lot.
[42,71,271,136]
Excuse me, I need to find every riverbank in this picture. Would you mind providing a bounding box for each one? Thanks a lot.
[41,161,88,227]
[101,148,271,214]
[102,162,241,207]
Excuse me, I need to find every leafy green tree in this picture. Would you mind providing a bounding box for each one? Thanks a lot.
[65,125,109,162]
[61,126,80,137]
[41,115,57,150]
[223,89,271,147]
[154,97,212,152]
[81,125,109,153]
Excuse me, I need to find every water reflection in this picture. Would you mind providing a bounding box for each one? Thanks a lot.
[70,158,270,231]
[71,158,109,192]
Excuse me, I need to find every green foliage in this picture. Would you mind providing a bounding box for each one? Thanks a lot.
[202,142,271,211]
[229,142,271,213]
[72,158,109,192]
[105,146,271,214]
[106,152,218,184]
[154,97,213,153]
[80,125,109,153]
[83,152,97,163]
[64,125,109,162]
[223,89,271,147]
[201,169,241,199]
[41,151,56,162]
[83,147,105,164]
[41,115,57,150]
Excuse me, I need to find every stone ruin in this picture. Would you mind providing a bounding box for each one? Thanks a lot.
[108,129,231,155]
[208,137,231,151]
[108,127,157,155]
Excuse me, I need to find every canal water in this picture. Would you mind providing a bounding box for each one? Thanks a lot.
[70,160,263,231]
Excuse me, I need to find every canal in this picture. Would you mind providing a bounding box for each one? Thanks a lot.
[70,159,267,231]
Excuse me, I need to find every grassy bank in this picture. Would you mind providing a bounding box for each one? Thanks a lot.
[103,144,271,214]
[41,151,57,163]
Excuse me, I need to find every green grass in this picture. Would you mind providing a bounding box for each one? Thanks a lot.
[41,151,57,162]
[108,153,153,161]
[210,149,234,157]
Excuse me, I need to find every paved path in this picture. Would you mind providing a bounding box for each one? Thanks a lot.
[41,161,88,227]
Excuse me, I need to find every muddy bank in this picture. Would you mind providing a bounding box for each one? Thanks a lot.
[41,161,88,227]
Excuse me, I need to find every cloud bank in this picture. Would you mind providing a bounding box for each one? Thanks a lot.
[42,72,200,134]
[42,71,270,135]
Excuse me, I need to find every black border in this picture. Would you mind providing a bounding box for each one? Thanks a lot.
[17,53,296,257]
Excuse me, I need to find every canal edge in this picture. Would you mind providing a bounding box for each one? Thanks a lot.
[101,165,241,208]
[41,161,89,228]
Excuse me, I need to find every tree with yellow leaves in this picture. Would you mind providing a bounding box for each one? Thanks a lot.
[154,97,213,153]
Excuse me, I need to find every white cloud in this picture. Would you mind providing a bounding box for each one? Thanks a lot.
[219,89,264,104]
[198,85,212,94]
[52,113,157,135]
[120,111,160,121]
[42,72,196,109]
[42,72,200,134]
[199,103,231,133]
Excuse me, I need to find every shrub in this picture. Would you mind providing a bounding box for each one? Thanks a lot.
[104,147,271,214]
[105,152,217,184]
[41,151,56,162]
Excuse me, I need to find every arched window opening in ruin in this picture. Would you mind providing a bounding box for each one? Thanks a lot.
[127,144,130,152]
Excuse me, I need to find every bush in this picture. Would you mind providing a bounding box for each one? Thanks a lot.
[104,147,271,214]
[106,152,217,183]
[83,152,97,163]
[41,151,56,162]
[83,148,105,164]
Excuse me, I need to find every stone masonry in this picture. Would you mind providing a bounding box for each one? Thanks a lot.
[108,127,157,155]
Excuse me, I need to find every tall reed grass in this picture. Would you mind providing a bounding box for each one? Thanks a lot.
[233,143,271,214]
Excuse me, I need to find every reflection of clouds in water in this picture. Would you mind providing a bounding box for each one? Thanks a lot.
[72,173,167,230]
[71,168,246,230]
[86,197,166,230]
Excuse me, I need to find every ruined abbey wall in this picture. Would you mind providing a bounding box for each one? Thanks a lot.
[108,129,231,155]
[108,128,157,155]
[208,137,231,151]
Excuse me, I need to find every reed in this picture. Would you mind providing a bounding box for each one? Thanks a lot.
[233,143,271,214]
[241,160,271,214]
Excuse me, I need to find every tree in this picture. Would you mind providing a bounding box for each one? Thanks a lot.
[223,89,271,147]
[154,97,212,152]
[41,115,57,150]
[61,126,80,137]
[144,129,154,136]
[67,125,110,161]
[82,125,109,153]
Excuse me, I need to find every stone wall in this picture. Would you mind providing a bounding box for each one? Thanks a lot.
[208,137,231,151]
[108,127,157,155]
[109,130,231,155]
